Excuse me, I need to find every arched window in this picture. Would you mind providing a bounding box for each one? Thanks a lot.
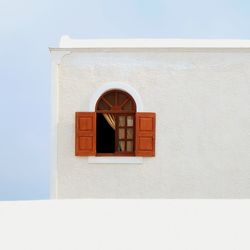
[75,89,156,157]
[96,89,136,155]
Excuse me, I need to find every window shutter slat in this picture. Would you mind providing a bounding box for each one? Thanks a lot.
[75,112,96,156]
[135,112,156,157]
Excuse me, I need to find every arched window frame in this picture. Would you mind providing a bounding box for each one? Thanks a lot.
[95,89,136,156]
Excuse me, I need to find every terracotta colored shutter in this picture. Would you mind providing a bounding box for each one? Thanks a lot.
[75,112,96,156]
[135,112,156,156]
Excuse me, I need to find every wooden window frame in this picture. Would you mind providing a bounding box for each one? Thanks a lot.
[96,90,136,157]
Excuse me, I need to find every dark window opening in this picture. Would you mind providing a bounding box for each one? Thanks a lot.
[96,113,115,153]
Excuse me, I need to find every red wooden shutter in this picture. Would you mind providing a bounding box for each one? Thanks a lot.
[75,112,96,156]
[135,112,156,157]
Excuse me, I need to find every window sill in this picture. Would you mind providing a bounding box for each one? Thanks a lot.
[88,156,143,164]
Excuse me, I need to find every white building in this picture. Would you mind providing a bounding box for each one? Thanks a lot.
[50,36,250,198]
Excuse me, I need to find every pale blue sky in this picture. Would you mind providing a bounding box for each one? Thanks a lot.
[0,0,250,200]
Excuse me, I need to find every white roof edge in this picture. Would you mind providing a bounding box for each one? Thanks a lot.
[58,35,250,49]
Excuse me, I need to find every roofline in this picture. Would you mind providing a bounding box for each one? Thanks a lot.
[49,35,250,50]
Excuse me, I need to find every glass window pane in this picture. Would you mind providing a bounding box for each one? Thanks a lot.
[119,116,125,126]
[104,92,115,106]
[127,116,133,126]
[97,100,110,110]
[127,128,133,139]
[118,93,127,106]
[122,100,132,110]
[118,141,125,152]
[119,128,125,139]
[126,141,133,152]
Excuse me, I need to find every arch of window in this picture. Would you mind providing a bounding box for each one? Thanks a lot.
[96,89,136,112]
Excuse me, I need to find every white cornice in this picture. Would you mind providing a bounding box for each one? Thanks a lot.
[51,35,250,49]
[50,50,71,64]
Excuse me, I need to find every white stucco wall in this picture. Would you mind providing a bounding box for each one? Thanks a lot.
[2,200,249,250]
[51,45,250,198]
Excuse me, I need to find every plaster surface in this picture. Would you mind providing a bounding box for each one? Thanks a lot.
[52,47,250,198]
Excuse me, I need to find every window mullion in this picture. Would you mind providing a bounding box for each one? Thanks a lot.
[115,91,118,106]
[125,114,127,152]
[115,113,118,154]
